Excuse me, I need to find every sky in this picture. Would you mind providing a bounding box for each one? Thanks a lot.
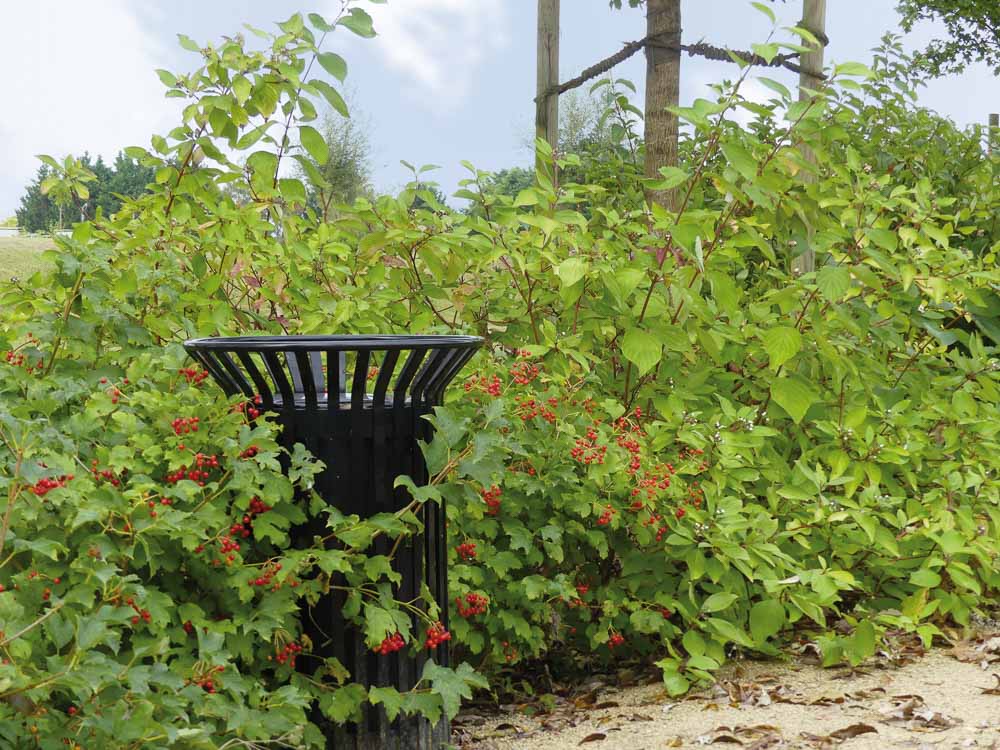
[0,0,996,219]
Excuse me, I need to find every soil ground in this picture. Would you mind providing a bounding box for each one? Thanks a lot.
[457,632,1000,750]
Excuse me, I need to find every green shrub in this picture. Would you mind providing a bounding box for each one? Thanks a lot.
[0,8,997,749]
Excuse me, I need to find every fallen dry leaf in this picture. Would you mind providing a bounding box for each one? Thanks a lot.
[879,695,959,731]
[829,723,877,740]
[980,674,1000,695]
[578,732,606,744]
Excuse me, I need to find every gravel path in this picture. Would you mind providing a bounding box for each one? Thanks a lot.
[458,635,1000,749]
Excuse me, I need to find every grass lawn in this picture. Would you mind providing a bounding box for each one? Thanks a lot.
[0,236,55,280]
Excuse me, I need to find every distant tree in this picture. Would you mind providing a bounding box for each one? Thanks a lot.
[897,0,1000,75]
[484,167,535,199]
[296,108,373,220]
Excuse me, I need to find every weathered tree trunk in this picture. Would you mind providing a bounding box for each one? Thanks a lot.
[536,0,560,181]
[792,0,827,275]
[643,0,682,211]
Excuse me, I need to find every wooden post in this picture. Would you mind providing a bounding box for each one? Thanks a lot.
[792,0,827,276]
[989,113,998,155]
[536,0,560,180]
[643,0,683,212]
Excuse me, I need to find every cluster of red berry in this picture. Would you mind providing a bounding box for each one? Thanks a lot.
[171,416,200,436]
[455,592,488,618]
[375,632,406,655]
[686,480,704,509]
[424,621,451,649]
[506,460,536,476]
[273,641,302,667]
[193,665,225,693]
[631,463,674,502]
[146,496,174,518]
[182,620,195,636]
[501,641,518,663]
[179,366,209,386]
[29,474,73,497]
[4,340,43,373]
[479,485,502,515]
[608,632,626,649]
[90,460,122,487]
[248,560,297,592]
[455,541,477,561]
[233,395,263,420]
[643,513,669,542]
[514,396,557,424]
[164,452,220,486]
[239,445,259,459]
[596,505,616,526]
[125,596,152,626]
[509,360,540,385]
[570,428,607,465]
[464,373,503,397]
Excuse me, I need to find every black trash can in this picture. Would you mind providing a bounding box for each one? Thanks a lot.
[184,334,483,749]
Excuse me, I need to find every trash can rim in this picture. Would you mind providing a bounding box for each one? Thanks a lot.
[184,334,484,352]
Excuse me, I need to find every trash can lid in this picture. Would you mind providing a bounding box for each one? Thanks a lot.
[182,334,484,410]
[184,334,483,352]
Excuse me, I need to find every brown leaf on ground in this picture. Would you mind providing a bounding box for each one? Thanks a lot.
[950,634,1000,668]
[879,694,959,731]
[980,674,1000,696]
[700,725,784,747]
[800,722,877,748]
[577,732,606,744]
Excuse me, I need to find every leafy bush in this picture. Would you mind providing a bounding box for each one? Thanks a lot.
[0,7,998,749]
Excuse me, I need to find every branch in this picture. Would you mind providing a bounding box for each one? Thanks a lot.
[536,33,827,102]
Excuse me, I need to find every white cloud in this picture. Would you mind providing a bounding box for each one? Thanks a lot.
[361,0,509,107]
[0,1,179,217]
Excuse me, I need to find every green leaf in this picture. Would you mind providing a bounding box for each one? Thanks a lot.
[866,227,898,252]
[750,1,776,24]
[816,265,850,300]
[421,661,486,720]
[317,52,348,82]
[761,326,802,370]
[299,125,329,165]
[721,142,757,181]
[556,257,587,288]
[320,684,367,723]
[701,592,739,613]
[749,600,785,643]
[311,79,350,118]
[622,329,662,376]
[177,34,200,52]
[834,62,874,78]
[846,620,876,665]
[909,568,941,588]
[770,375,819,424]
[156,69,177,87]
[339,8,376,38]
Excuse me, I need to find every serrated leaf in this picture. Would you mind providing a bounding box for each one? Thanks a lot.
[816,265,850,300]
[761,326,802,370]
